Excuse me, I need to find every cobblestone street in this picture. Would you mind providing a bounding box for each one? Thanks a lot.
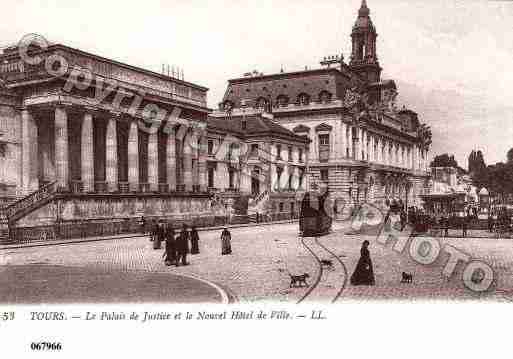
[2,222,513,303]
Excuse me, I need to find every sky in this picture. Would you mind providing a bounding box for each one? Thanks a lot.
[1,0,512,168]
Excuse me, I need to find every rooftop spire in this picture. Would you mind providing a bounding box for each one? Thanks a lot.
[358,0,370,17]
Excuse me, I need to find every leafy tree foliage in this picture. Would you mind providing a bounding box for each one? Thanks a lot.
[468,149,513,196]
[430,153,458,168]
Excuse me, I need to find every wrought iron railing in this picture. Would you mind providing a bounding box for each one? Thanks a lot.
[94,181,108,193]
[139,183,151,193]
[118,182,130,193]
[4,181,57,219]
[158,183,169,193]
[70,180,84,193]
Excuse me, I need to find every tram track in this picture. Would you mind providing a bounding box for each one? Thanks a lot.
[315,237,348,303]
[297,235,349,303]
[297,235,324,304]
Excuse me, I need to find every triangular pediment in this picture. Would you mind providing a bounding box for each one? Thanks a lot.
[315,123,333,132]
[293,124,310,133]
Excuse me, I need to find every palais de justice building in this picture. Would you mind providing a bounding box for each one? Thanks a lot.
[213,0,432,217]
[0,42,219,242]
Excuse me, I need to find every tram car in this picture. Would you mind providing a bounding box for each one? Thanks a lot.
[299,191,333,237]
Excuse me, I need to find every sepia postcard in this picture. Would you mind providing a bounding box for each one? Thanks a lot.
[1,0,512,357]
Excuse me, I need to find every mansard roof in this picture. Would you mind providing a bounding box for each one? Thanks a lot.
[207,114,310,144]
[222,67,351,109]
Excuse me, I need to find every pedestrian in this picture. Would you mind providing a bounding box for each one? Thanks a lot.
[221,227,232,255]
[400,209,407,231]
[150,219,157,242]
[190,226,200,255]
[176,224,189,266]
[154,220,164,250]
[442,215,449,237]
[462,215,468,238]
[141,216,147,235]
[350,240,375,286]
[163,226,176,266]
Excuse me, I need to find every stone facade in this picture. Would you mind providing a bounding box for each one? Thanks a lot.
[214,0,432,216]
[206,112,309,218]
[0,42,213,240]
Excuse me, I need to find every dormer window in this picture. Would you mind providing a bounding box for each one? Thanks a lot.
[297,93,310,106]
[319,91,332,104]
[276,94,289,107]
[255,97,268,109]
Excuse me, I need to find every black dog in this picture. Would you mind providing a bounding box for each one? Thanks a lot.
[289,273,310,288]
[401,272,413,283]
[320,259,334,268]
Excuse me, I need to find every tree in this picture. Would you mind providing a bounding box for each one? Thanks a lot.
[430,153,458,168]
[507,148,513,164]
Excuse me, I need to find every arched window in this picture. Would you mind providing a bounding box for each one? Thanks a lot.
[297,93,310,106]
[319,91,332,104]
[276,94,289,107]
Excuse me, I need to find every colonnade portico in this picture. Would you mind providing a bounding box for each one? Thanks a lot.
[21,104,208,196]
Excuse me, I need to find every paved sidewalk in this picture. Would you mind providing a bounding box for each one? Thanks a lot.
[0,218,299,251]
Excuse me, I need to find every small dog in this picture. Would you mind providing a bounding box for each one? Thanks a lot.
[320,259,334,268]
[289,273,310,288]
[401,272,413,283]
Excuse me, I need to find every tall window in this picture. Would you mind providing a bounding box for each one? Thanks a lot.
[229,168,236,189]
[288,173,293,190]
[319,134,330,145]
[276,167,283,190]
[207,140,214,155]
[288,146,293,161]
[276,144,282,160]
[208,167,215,188]
[318,134,330,162]
[320,169,329,182]
[298,148,303,163]
[251,143,258,157]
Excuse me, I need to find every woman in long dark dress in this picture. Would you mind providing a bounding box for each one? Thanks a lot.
[190,226,200,254]
[350,240,375,286]
[221,227,232,255]
[163,227,176,266]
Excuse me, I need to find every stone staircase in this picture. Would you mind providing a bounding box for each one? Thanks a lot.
[0,181,58,243]
[248,190,270,214]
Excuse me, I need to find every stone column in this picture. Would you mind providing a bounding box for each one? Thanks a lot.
[55,105,69,191]
[166,127,176,191]
[105,115,118,192]
[198,135,207,192]
[346,125,352,159]
[182,131,193,191]
[128,120,139,192]
[340,122,346,158]
[147,129,159,191]
[270,163,277,191]
[39,118,55,183]
[81,113,94,192]
[21,108,38,194]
